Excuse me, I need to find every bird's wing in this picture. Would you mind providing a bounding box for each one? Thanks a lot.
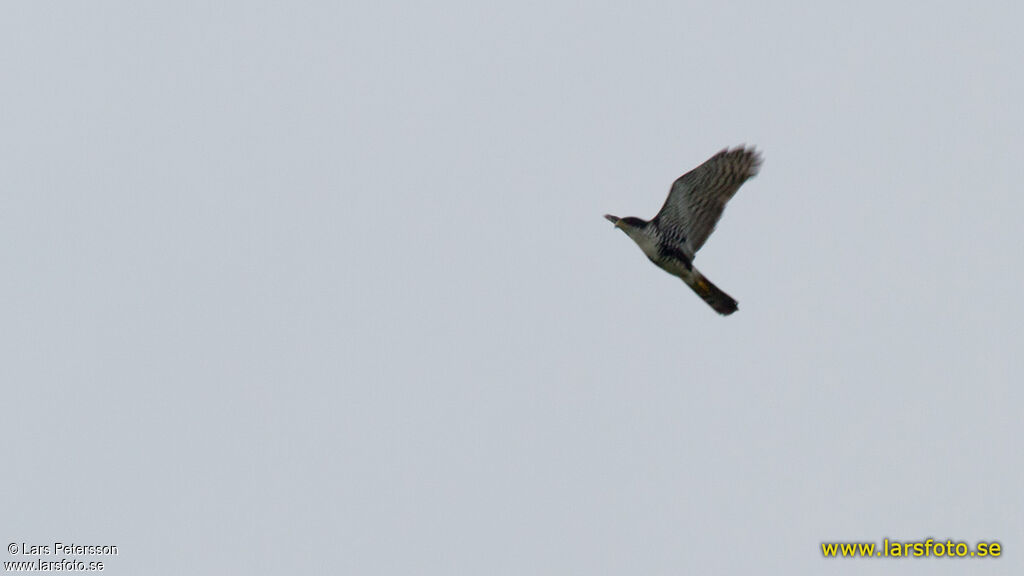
[654,147,762,256]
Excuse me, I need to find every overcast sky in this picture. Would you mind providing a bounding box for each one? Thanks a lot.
[2,1,1022,574]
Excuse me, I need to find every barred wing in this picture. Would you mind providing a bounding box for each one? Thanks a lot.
[654,147,762,256]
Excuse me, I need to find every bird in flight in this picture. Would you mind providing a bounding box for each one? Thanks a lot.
[604,146,762,316]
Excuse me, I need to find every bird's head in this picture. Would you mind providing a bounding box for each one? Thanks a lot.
[604,214,648,232]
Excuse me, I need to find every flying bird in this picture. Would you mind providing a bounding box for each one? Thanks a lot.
[604,146,762,316]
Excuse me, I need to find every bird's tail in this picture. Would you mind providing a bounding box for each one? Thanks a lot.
[688,272,738,316]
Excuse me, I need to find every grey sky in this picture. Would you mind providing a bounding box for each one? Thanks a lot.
[2,1,1021,574]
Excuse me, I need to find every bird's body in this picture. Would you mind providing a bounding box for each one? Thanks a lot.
[605,146,762,315]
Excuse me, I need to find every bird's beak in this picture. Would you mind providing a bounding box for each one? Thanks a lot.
[604,214,621,228]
